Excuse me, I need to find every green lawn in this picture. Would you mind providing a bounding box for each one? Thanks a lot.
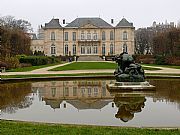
[7,63,62,72]
[50,62,161,71]
[143,64,180,69]
[0,120,179,135]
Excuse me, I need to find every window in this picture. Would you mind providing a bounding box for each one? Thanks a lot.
[81,45,85,54]
[51,32,55,40]
[102,31,106,40]
[88,88,92,96]
[123,43,128,53]
[73,44,76,55]
[110,44,114,55]
[94,87,98,97]
[81,32,85,40]
[64,87,69,96]
[123,31,128,40]
[87,45,91,54]
[73,87,77,96]
[51,44,56,54]
[102,44,105,55]
[93,33,97,40]
[65,44,68,55]
[93,45,98,54]
[51,88,56,97]
[65,32,68,41]
[72,32,76,41]
[87,33,91,40]
[110,31,114,40]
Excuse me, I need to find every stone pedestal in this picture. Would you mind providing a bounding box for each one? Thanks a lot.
[107,81,155,91]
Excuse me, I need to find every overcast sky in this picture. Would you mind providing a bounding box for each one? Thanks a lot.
[0,0,180,32]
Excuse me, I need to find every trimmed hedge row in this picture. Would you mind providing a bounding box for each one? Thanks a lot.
[18,56,60,66]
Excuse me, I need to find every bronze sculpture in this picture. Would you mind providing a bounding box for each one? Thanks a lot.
[113,52,145,82]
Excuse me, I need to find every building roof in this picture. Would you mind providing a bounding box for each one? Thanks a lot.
[116,18,133,28]
[65,18,113,28]
[45,19,62,29]
[66,99,112,110]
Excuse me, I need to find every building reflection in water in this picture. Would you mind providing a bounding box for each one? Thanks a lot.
[32,80,114,110]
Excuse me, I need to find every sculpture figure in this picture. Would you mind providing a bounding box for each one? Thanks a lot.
[113,52,145,82]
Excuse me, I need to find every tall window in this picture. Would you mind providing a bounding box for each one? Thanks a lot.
[123,31,128,40]
[51,44,56,54]
[72,32,76,41]
[51,88,56,97]
[110,31,114,40]
[73,44,76,55]
[87,33,91,40]
[51,32,55,40]
[81,45,85,54]
[123,43,128,53]
[110,44,114,55]
[93,45,98,54]
[102,31,106,40]
[65,44,68,55]
[93,33,97,40]
[65,32,68,41]
[87,45,91,54]
[102,44,106,55]
[81,32,85,40]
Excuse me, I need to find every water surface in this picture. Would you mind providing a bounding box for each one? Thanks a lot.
[0,79,180,127]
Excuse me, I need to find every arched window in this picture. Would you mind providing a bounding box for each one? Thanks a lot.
[110,31,114,40]
[51,32,55,40]
[65,44,68,55]
[102,31,106,40]
[110,44,114,55]
[73,44,76,55]
[102,44,106,55]
[123,31,128,40]
[51,44,56,55]
[123,43,128,53]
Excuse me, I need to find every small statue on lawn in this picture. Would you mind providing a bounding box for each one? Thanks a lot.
[113,52,145,82]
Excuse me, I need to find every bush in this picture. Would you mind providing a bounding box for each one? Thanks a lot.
[133,55,155,64]
[0,61,8,69]
[155,55,167,65]
[4,57,20,69]
[18,56,60,66]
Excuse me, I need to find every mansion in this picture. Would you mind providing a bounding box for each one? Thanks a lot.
[31,17,135,57]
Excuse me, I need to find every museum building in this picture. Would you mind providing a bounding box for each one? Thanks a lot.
[31,17,135,57]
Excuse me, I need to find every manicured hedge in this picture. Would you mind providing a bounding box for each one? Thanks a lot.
[18,56,60,66]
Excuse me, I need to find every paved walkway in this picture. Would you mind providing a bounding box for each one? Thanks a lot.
[0,61,180,75]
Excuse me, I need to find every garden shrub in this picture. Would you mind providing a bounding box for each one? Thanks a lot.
[4,57,20,69]
[18,56,60,66]
[155,55,167,65]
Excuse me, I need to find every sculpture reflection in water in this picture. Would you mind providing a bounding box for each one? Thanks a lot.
[113,94,146,122]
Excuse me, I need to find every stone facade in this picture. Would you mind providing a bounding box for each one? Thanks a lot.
[31,17,135,56]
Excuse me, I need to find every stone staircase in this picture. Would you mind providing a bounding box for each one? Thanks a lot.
[78,55,103,61]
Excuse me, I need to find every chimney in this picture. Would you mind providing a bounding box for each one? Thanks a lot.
[63,19,66,24]
[111,19,114,24]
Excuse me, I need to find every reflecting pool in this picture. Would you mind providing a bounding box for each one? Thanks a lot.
[0,79,180,127]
